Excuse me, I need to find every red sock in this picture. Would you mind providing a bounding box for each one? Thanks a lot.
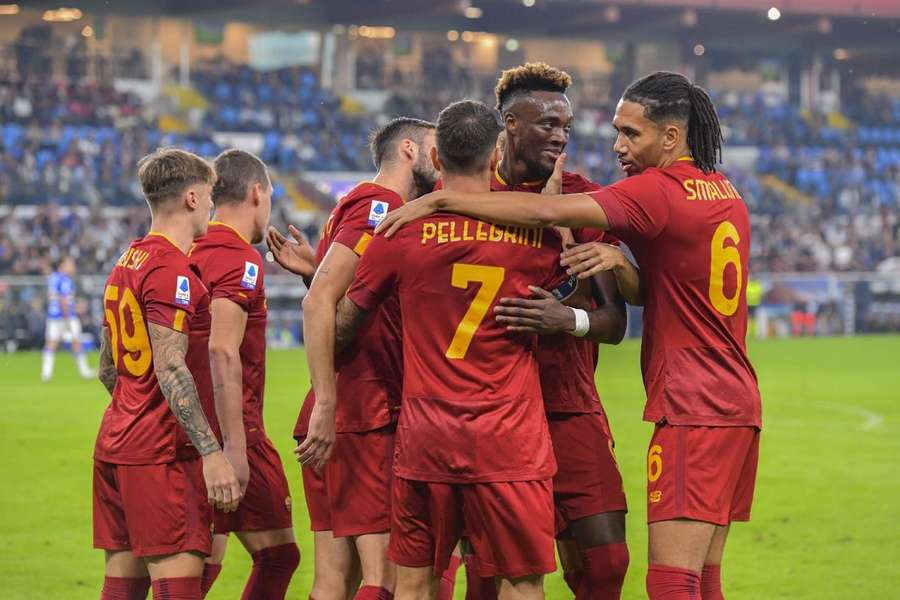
[563,567,583,596]
[579,542,629,600]
[101,576,151,600]
[151,577,202,600]
[200,564,222,598]
[437,554,463,600]
[463,554,497,600]
[240,543,300,600]
[701,564,724,600]
[646,565,701,600]
[353,586,393,600]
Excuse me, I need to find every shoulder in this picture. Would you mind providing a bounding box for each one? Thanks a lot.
[342,183,404,212]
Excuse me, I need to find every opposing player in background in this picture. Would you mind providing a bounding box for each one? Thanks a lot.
[276,117,437,600]
[461,62,635,600]
[190,149,299,599]
[93,148,241,600]
[328,100,572,600]
[42,256,94,381]
[379,72,762,600]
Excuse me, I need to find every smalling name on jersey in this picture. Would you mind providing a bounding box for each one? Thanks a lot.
[683,178,743,202]
[420,220,545,248]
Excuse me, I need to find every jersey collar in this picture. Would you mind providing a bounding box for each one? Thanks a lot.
[209,220,251,245]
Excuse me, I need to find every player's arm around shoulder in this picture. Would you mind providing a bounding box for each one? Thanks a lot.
[97,327,117,396]
[147,322,241,513]
[561,242,643,306]
[208,297,250,492]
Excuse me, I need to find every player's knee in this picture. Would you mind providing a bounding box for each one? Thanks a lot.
[253,542,300,574]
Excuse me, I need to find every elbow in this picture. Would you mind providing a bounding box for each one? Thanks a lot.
[208,343,239,368]
[301,289,322,315]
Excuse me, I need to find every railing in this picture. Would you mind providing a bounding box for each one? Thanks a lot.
[1,271,898,351]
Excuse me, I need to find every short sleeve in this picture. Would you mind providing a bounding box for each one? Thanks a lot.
[143,263,198,332]
[346,234,401,312]
[333,196,401,257]
[587,173,670,240]
[207,250,263,312]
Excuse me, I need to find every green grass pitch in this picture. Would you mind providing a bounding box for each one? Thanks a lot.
[1,336,898,598]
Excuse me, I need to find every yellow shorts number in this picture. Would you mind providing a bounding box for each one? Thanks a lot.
[647,444,663,483]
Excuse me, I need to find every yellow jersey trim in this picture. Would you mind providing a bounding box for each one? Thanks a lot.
[147,231,181,252]
[494,165,544,188]
[676,156,694,162]
[173,309,187,332]
[209,220,250,245]
[354,233,373,256]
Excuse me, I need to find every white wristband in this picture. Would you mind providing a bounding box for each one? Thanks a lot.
[569,308,590,337]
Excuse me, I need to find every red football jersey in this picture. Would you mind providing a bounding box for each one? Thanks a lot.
[189,222,268,447]
[588,158,761,427]
[94,233,212,465]
[347,212,574,484]
[294,182,404,437]
[489,168,615,414]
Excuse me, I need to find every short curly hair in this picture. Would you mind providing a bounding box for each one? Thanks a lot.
[494,62,573,111]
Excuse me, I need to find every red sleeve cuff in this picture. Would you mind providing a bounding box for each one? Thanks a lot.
[587,189,629,235]
[211,289,252,311]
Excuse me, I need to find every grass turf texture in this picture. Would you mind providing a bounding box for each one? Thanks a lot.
[1,336,897,599]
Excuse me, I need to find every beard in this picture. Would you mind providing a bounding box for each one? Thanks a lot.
[522,152,556,182]
[411,156,439,198]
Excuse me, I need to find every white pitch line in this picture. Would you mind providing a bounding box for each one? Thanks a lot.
[779,399,885,431]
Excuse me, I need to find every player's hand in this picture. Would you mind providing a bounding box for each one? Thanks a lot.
[266,225,316,277]
[202,450,243,513]
[542,153,567,195]
[294,402,336,471]
[375,193,443,238]
[494,285,576,334]
[224,444,250,494]
[561,242,627,280]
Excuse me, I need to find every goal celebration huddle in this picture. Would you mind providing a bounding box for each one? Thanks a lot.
[92,63,761,600]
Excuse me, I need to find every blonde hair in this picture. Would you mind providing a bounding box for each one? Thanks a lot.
[495,62,573,111]
[137,147,215,206]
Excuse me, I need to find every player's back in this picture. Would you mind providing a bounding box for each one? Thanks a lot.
[351,212,573,483]
[95,233,210,465]
[47,271,74,318]
[591,159,760,426]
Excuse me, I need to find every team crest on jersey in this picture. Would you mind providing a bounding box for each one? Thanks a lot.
[175,276,191,306]
[367,200,390,227]
[550,274,579,302]
[241,261,259,290]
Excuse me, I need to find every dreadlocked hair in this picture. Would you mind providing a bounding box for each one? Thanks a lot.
[622,71,723,173]
[494,62,572,111]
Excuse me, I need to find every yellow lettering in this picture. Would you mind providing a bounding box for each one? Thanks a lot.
[421,222,437,245]
[710,180,724,201]
[462,221,474,241]
[449,222,462,242]
[489,224,503,242]
[684,179,697,201]
[503,227,518,244]
[476,222,488,241]
[437,222,449,244]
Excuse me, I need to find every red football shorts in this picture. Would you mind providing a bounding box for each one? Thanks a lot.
[213,438,293,534]
[93,458,212,557]
[646,424,760,526]
[388,477,556,579]
[299,424,395,537]
[548,412,627,535]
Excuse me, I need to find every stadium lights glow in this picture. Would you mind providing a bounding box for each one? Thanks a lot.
[767,7,781,21]
[81,25,93,37]
[42,7,82,22]
[523,0,535,7]
[681,9,698,27]
[817,17,832,34]
[505,38,520,52]
[833,48,849,60]
[464,6,482,19]
[0,4,19,15]
[357,26,395,39]
[447,30,459,41]
[605,6,620,23]
[693,44,705,56]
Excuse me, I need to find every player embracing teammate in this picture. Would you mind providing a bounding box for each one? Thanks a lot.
[380,71,762,600]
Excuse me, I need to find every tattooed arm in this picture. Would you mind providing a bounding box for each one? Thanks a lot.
[148,322,241,512]
[334,296,368,354]
[97,328,117,396]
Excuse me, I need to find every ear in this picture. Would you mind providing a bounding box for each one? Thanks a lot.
[184,187,199,210]
[251,182,262,206]
[400,138,417,163]
[503,111,517,134]
[662,122,681,152]
[430,146,442,173]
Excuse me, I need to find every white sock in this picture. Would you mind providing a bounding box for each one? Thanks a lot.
[41,350,55,381]
[76,352,92,377]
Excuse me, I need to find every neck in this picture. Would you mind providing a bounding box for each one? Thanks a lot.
[149,214,194,254]
[498,143,542,186]
[657,145,692,170]
[372,167,414,202]
[441,170,492,194]
[211,205,254,244]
